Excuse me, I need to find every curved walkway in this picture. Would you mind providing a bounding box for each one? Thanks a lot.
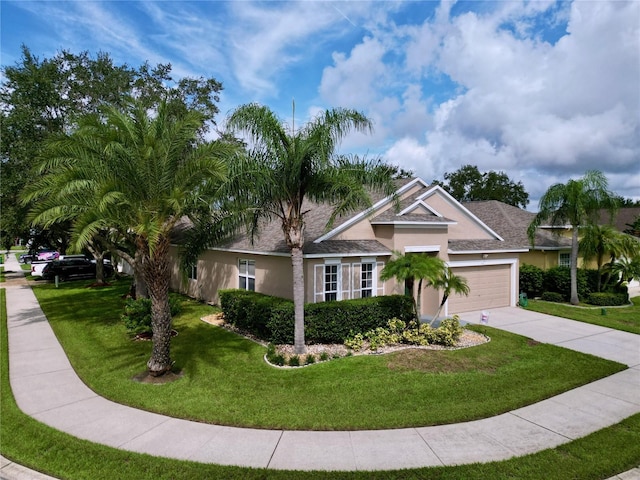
[2,253,640,477]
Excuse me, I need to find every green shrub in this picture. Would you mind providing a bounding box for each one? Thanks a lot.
[541,291,565,303]
[344,316,463,350]
[288,355,300,367]
[267,294,415,345]
[265,344,285,366]
[344,332,365,351]
[585,292,629,306]
[433,317,463,346]
[543,266,590,300]
[519,264,544,297]
[319,351,329,362]
[584,269,601,294]
[305,354,316,365]
[121,295,182,335]
[219,289,290,338]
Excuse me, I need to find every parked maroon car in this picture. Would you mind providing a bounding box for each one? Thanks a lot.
[36,250,59,261]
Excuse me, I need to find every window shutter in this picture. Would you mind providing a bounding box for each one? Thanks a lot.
[341,263,351,300]
[314,264,324,303]
[376,261,385,296]
[352,262,362,299]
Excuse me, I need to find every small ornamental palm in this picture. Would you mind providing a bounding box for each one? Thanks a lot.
[380,251,446,324]
[429,267,470,325]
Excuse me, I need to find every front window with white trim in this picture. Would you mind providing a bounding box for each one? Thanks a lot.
[361,262,374,298]
[239,259,255,291]
[559,252,570,267]
[324,264,339,301]
[188,263,197,281]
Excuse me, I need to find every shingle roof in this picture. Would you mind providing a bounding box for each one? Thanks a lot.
[599,207,640,234]
[456,200,570,251]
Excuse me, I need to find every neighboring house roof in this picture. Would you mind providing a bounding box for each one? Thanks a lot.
[598,207,640,234]
[458,200,570,252]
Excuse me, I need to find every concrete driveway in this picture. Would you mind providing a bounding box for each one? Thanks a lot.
[458,306,640,367]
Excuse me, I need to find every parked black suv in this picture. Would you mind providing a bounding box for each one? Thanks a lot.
[42,258,114,281]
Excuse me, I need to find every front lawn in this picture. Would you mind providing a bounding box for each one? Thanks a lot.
[526,296,640,335]
[2,287,639,480]
[29,279,625,430]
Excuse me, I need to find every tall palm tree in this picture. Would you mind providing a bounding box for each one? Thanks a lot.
[528,170,617,305]
[26,100,232,376]
[379,251,445,322]
[225,102,397,354]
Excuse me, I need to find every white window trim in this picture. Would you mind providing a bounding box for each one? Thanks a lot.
[188,264,197,281]
[405,245,441,253]
[559,252,571,267]
[324,263,341,301]
[238,258,256,291]
[360,261,375,298]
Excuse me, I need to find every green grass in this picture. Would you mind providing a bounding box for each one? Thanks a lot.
[525,297,640,334]
[2,287,640,479]
[28,278,626,430]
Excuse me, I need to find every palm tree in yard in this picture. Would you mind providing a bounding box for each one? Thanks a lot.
[225,102,397,354]
[528,170,617,305]
[579,224,639,292]
[429,266,469,325]
[379,251,445,323]
[26,99,232,376]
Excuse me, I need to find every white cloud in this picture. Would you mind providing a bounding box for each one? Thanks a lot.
[373,0,639,204]
[319,36,389,108]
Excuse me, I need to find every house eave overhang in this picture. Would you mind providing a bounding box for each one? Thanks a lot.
[202,246,291,257]
[529,246,569,251]
[448,248,529,255]
[303,250,391,259]
[370,221,457,227]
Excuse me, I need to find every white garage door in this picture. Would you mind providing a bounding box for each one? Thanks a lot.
[448,264,511,313]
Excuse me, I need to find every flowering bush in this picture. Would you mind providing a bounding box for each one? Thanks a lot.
[344,316,463,351]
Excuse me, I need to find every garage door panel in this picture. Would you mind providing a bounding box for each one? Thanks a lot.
[448,265,511,313]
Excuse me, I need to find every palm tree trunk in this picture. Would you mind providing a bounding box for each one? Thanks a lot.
[416,278,423,326]
[291,245,306,354]
[143,236,173,376]
[134,247,149,299]
[570,228,580,305]
[430,296,448,327]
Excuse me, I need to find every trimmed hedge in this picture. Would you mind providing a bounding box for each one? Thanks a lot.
[519,264,544,297]
[585,292,629,306]
[543,266,589,301]
[541,291,565,303]
[219,289,290,338]
[269,294,416,345]
[220,290,415,345]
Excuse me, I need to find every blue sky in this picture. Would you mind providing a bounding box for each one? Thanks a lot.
[2,0,639,207]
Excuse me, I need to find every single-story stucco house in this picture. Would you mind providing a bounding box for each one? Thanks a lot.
[168,177,571,316]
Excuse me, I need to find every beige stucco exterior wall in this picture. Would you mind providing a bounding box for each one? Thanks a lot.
[519,249,586,269]
[169,247,293,305]
[425,193,494,240]
[334,217,377,240]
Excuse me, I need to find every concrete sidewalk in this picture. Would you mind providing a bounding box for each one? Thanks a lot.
[2,252,640,477]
